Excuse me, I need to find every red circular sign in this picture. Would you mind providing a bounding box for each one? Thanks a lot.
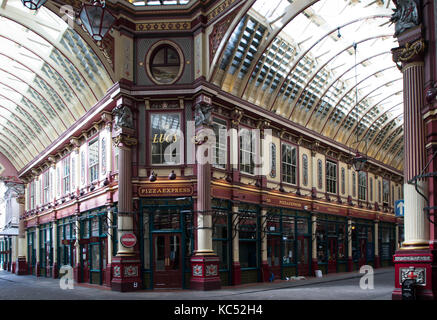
[120,233,137,248]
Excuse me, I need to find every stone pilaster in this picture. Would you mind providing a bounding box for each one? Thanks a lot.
[260,207,269,282]
[374,221,380,269]
[311,214,318,275]
[16,194,28,275]
[347,219,353,271]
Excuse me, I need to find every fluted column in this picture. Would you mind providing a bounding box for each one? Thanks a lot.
[16,194,27,275]
[374,221,380,268]
[190,95,221,290]
[260,208,269,282]
[347,219,353,271]
[311,214,318,274]
[113,133,137,255]
[401,60,429,248]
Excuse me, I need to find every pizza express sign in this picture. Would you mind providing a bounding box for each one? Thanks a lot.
[138,185,194,197]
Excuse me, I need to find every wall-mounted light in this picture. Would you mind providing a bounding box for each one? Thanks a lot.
[149,171,157,182]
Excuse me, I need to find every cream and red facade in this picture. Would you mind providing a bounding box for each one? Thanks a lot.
[0,0,417,293]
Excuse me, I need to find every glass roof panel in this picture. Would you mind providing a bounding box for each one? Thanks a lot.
[0,0,113,171]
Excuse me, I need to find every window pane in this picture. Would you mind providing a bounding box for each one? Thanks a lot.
[151,113,181,165]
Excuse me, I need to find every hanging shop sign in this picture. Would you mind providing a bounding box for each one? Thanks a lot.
[121,233,137,248]
[138,184,194,197]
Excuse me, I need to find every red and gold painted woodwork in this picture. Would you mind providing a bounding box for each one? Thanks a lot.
[190,256,221,290]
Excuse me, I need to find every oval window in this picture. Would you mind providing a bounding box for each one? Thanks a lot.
[147,43,183,84]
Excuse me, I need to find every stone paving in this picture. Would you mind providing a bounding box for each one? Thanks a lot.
[0,267,395,300]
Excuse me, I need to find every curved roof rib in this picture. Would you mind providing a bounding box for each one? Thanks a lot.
[212,0,403,172]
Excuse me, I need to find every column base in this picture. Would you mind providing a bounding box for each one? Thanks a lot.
[110,255,142,292]
[311,259,318,276]
[73,264,82,283]
[392,248,437,300]
[105,263,112,287]
[15,257,27,275]
[232,261,241,285]
[261,261,270,282]
[190,255,221,290]
[35,262,41,277]
[11,262,16,274]
[52,263,59,279]
[347,258,353,272]
[374,256,381,269]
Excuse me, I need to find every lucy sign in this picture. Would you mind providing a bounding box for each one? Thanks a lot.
[120,233,137,248]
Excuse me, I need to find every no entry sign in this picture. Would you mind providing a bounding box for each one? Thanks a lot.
[120,233,137,248]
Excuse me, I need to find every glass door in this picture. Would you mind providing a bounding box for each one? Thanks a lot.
[297,236,310,276]
[267,235,281,280]
[153,233,182,288]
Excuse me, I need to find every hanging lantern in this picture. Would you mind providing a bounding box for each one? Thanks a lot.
[352,151,367,172]
[21,0,48,10]
[79,1,116,41]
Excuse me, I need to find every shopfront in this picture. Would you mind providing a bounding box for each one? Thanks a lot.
[316,215,348,274]
[79,209,108,285]
[351,219,374,270]
[379,222,395,267]
[266,208,312,279]
[140,198,193,289]
[0,237,11,271]
[27,228,36,275]
[39,223,53,277]
[57,217,76,269]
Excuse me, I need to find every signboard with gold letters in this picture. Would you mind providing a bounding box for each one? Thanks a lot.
[138,184,194,197]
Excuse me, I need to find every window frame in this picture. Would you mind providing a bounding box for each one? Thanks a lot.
[281,142,298,185]
[239,126,257,176]
[88,138,100,183]
[325,159,337,195]
[358,171,367,201]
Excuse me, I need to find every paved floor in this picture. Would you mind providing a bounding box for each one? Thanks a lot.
[0,267,395,300]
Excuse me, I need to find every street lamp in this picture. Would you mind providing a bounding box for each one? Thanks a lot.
[21,0,48,10]
[351,41,367,173]
[79,1,116,41]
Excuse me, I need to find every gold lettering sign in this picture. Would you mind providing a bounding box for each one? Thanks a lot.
[152,134,178,143]
[139,185,193,197]
[278,200,302,209]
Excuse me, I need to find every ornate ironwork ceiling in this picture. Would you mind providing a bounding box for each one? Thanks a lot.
[210,0,404,171]
[0,0,113,171]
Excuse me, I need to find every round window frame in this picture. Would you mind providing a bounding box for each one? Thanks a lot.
[145,40,185,85]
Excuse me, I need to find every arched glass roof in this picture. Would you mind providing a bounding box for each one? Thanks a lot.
[211,0,403,171]
[0,0,113,171]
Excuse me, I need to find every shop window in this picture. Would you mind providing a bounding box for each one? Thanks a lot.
[153,208,180,230]
[89,139,99,183]
[212,118,227,169]
[282,143,297,184]
[316,222,327,263]
[63,157,70,194]
[29,181,35,210]
[91,216,99,237]
[150,113,182,165]
[147,43,183,85]
[326,160,337,194]
[358,172,367,201]
[302,154,308,185]
[281,215,295,265]
[212,212,229,270]
[240,128,256,175]
[238,208,258,269]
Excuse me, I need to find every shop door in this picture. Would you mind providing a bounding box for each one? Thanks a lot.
[327,237,337,274]
[358,238,367,267]
[153,233,182,288]
[267,235,281,280]
[297,236,310,276]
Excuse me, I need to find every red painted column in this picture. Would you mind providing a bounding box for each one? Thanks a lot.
[190,95,221,290]
[391,16,436,299]
[16,194,28,275]
[110,101,142,292]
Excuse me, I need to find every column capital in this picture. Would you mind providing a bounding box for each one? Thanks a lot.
[112,134,138,149]
[392,38,425,67]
